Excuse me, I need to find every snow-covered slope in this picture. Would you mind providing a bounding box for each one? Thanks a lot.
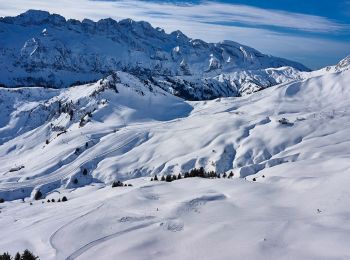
[0,57,349,200]
[0,10,309,99]
[0,60,350,259]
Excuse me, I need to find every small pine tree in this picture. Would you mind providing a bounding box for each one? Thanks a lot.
[198,167,205,178]
[14,252,21,260]
[217,173,221,178]
[73,178,78,185]
[51,199,55,202]
[223,172,227,178]
[0,252,12,260]
[82,169,88,176]
[262,175,265,178]
[229,172,234,178]
[85,142,89,148]
[45,139,49,145]
[161,176,166,181]
[69,110,74,121]
[184,172,189,178]
[165,175,172,182]
[112,181,123,187]
[150,178,154,181]
[47,199,50,203]
[177,173,182,179]
[154,174,158,181]
[62,196,68,202]
[34,190,42,200]
[0,198,4,203]
[172,175,177,181]
[253,178,256,181]
[20,249,39,260]
[57,198,61,202]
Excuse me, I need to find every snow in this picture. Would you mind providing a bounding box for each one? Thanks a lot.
[0,56,350,259]
[1,9,350,259]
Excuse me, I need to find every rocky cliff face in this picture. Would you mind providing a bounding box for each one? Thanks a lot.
[0,10,310,100]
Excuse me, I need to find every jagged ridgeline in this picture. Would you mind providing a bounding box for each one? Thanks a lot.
[0,10,309,100]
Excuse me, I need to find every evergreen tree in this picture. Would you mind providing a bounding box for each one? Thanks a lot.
[184,172,189,178]
[69,110,74,121]
[154,174,158,181]
[0,252,12,260]
[177,173,182,179]
[253,178,256,181]
[34,190,42,200]
[14,253,20,260]
[62,196,68,202]
[112,181,123,187]
[209,171,216,178]
[73,178,78,185]
[82,169,88,176]
[172,175,177,181]
[223,172,227,178]
[165,175,172,182]
[0,198,4,203]
[228,172,234,178]
[217,173,221,178]
[198,167,205,178]
[161,176,166,181]
[20,249,39,260]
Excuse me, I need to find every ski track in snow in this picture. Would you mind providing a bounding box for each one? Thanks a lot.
[65,222,157,260]
[49,203,105,256]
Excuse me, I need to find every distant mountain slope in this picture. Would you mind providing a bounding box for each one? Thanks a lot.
[0,57,348,201]
[0,10,310,100]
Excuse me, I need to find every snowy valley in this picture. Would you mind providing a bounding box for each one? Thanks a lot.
[0,10,350,260]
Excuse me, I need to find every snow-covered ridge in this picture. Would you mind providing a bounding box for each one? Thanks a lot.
[0,10,310,99]
[0,58,349,201]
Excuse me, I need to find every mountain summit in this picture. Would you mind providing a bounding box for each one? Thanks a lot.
[0,10,309,100]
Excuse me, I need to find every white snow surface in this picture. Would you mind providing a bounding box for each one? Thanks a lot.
[0,59,350,259]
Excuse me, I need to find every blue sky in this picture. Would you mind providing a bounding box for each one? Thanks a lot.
[0,0,349,69]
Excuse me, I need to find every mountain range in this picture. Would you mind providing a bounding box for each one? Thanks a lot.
[0,10,310,100]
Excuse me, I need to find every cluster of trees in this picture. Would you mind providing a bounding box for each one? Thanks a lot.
[46,196,68,203]
[112,181,133,188]
[34,189,69,203]
[0,249,39,260]
[151,167,235,183]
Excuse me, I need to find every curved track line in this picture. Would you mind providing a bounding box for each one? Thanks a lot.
[65,221,156,260]
[49,203,105,255]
